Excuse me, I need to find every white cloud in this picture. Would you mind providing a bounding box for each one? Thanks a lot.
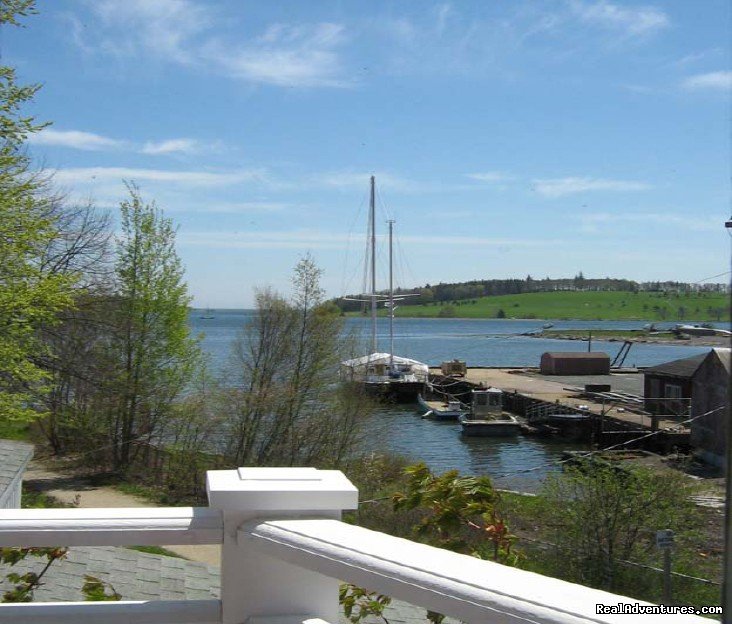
[533,177,651,198]
[87,0,210,64]
[465,171,514,183]
[201,23,349,88]
[78,1,349,88]
[53,167,267,187]
[28,129,125,151]
[141,138,200,155]
[681,71,732,91]
[568,0,669,37]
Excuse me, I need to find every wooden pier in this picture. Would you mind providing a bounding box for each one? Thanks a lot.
[428,367,690,452]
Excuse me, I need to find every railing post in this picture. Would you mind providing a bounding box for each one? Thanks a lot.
[207,468,358,624]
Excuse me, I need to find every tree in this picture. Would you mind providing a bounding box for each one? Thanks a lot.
[103,186,201,471]
[0,0,76,424]
[223,255,370,467]
[538,462,696,592]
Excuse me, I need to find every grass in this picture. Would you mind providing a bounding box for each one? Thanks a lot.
[127,545,186,559]
[22,482,187,559]
[371,290,730,321]
[21,485,73,509]
[114,481,172,505]
[0,419,33,442]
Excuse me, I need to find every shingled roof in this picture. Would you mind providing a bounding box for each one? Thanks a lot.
[643,352,708,379]
[0,546,457,623]
[0,439,33,508]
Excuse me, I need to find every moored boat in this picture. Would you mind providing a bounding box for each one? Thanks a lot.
[339,176,427,402]
[459,388,522,437]
[417,394,467,420]
[340,353,428,401]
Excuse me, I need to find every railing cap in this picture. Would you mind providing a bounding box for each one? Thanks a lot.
[206,468,358,512]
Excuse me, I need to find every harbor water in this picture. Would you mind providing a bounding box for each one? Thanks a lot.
[191,310,712,491]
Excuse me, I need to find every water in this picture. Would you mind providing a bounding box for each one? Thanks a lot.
[190,310,712,491]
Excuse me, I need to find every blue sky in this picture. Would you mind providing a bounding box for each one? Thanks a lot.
[11,0,731,307]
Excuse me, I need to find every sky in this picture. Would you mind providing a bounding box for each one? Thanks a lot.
[9,0,732,307]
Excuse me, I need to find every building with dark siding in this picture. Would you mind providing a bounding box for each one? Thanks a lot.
[690,348,730,469]
[642,352,707,416]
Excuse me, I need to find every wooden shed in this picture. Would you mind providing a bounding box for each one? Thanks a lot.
[642,352,706,416]
[539,352,610,375]
[690,348,730,469]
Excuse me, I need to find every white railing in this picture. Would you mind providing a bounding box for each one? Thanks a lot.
[0,507,223,547]
[0,467,713,624]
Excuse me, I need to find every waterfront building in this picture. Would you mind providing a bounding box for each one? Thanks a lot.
[690,348,730,469]
[643,352,707,416]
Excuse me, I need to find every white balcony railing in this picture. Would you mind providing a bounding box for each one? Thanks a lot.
[0,467,713,624]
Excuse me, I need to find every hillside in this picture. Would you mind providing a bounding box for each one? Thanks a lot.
[367,291,729,321]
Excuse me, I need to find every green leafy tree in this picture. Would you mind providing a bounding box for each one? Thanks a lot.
[0,0,75,424]
[104,186,202,471]
[225,255,370,467]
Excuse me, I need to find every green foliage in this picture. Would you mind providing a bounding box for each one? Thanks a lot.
[0,545,119,603]
[103,185,202,470]
[393,463,516,563]
[345,463,519,624]
[383,291,729,321]
[0,0,75,423]
[21,485,73,509]
[81,575,121,601]
[339,584,392,623]
[537,462,699,592]
[224,255,371,468]
[0,547,67,602]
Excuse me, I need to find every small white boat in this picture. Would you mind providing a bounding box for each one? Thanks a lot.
[417,395,467,421]
[459,388,522,437]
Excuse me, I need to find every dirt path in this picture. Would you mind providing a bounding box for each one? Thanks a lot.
[23,462,221,567]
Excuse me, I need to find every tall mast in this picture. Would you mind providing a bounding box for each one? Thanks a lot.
[388,219,395,368]
[369,175,377,353]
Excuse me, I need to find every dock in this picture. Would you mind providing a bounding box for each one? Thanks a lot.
[428,367,690,451]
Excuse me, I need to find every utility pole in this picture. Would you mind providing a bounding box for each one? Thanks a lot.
[723,217,732,622]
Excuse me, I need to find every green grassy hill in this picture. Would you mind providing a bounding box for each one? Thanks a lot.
[381,290,729,321]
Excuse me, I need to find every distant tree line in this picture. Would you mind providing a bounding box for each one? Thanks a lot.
[336,272,728,312]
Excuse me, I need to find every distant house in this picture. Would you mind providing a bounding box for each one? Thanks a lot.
[691,348,730,469]
[0,439,33,509]
[642,352,707,416]
[539,352,610,375]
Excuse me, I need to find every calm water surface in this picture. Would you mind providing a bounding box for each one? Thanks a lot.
[190,310,711,490]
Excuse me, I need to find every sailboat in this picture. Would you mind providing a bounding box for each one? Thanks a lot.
[339,176,428,402]
[199,307,215,319]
